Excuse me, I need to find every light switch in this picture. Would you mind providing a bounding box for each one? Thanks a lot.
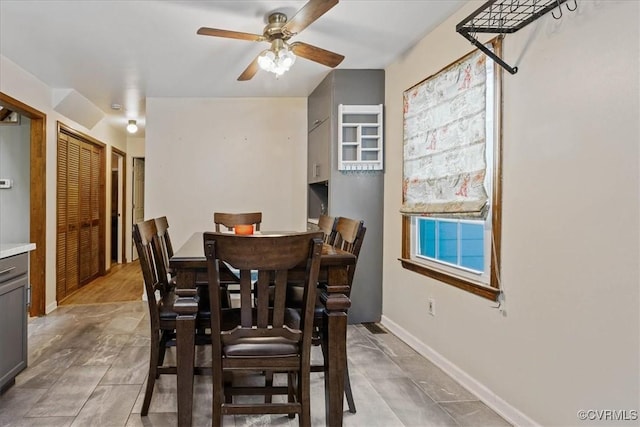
[0,179,13,189]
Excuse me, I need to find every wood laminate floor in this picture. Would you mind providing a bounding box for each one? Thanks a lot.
[59,261,143,305]
[1,262,512,427]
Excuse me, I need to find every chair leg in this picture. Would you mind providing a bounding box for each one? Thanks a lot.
[344,362,356,413]
[320,333,356,413]
[141,331,160,416]
[298,370,311,427]
[287,372,295,419]
[265,370,273,403]
[213,370,224,427]
[224,375,232,404]
[157,331,169,378]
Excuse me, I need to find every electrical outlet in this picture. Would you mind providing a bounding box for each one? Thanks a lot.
[428,298,435,316]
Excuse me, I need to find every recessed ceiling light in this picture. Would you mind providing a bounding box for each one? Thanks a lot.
[111,103,122,110]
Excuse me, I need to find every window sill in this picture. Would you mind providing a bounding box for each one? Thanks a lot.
[399,258,500,301]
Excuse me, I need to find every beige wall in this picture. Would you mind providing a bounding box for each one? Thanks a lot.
[382,1,639,425]
[0,55,127,313]
[144,97,307,248]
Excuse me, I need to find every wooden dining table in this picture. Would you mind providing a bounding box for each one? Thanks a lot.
[169,231,356,426]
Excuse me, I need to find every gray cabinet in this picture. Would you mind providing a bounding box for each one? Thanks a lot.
[0,253,28,393]
[308,76,331,131]
[307,69,385,324]
[308,119,330,183]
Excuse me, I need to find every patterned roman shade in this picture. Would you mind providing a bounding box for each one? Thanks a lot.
[401,48,491,218]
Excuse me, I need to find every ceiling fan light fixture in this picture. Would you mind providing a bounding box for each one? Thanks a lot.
[279,47,296,68]
[126,119,138,134]
[257,49,276,70]
[258,42,296,76]
[198,0,343,81]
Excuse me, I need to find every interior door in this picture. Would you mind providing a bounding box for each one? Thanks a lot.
[78,142,92,283]
[78,141,102,284]
[56,129,105,301]
[132,157,145,261]
[57,134,77,297]
[88,144,102,281]
[111,151,125,264]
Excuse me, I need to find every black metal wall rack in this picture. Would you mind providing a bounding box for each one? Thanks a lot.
[456,0,576,74]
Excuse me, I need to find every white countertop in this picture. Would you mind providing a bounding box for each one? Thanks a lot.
[0,243,36,259]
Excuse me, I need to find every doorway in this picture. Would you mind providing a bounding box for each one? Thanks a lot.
[131,157,145,261]
[111,149,126,264]
[0,92,46,316]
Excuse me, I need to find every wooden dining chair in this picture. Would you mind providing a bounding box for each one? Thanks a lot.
[203,231,323,427]
[212,211,263,308]
[318,216,366,413]
[213,211,262,233]
[332,217,366,300]
[286,216,365,414]
[317,214,337,245]
[133,219,210,416]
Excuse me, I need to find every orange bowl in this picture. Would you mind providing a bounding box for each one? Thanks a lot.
[234,224,254,235]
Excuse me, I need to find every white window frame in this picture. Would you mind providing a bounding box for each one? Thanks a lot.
[411,217,490,286]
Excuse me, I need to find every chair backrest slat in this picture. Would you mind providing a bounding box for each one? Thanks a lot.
[271,270,288,328]
[256,270,270,328]
[239,270,253,327]
[213,212,262,232]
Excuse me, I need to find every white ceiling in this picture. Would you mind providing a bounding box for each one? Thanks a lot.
[0,0,466,134]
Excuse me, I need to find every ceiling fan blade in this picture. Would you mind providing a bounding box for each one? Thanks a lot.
[197,27,265,42]
[283,0,339,36]
[238,55,261,81]
[290,42,344,68]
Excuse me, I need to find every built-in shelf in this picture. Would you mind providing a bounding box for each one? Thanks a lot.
[338,104,383,171]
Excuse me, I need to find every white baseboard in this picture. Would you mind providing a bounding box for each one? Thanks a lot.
[45,301,57,314]
[380,315,539,427]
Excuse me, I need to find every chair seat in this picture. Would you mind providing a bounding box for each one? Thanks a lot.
[225,337,299,357]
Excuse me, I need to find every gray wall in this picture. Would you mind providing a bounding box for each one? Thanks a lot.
[330,70,385,324]
[308,69,385,323]
[0,116,30,243]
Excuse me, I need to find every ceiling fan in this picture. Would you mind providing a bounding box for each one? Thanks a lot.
[197,0,344,81]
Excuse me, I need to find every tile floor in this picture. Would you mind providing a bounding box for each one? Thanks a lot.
[0,302,511,426]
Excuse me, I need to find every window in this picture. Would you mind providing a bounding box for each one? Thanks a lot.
[400,40,502,300]
[417,218,485,272]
